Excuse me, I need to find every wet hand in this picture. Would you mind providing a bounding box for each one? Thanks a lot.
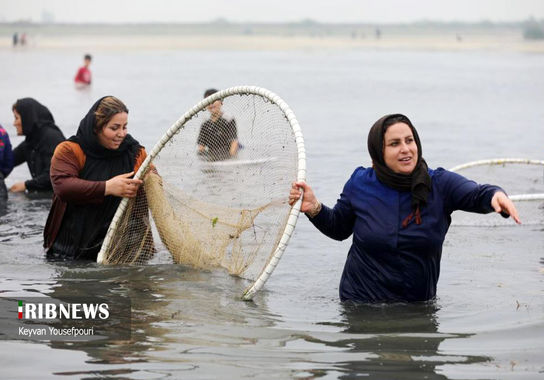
[289,181,320,214]
[105,171,143,198]
[9,182,26,193]
[491,191,521,224]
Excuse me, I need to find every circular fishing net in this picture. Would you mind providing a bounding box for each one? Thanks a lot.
[97,87,305,298]
[450,159,544,226]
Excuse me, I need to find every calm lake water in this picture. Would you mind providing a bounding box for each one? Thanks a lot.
[1,44,543,379]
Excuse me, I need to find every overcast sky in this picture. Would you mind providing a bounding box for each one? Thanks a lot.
[1,0,543,24]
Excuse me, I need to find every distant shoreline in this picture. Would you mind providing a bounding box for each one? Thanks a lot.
[2,34,544,53]
[2,22,543,52]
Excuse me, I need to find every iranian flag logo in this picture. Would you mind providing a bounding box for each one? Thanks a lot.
[18,300,23,319]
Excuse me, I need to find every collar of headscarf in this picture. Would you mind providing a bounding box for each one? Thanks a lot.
[15,98,62,146]
[367,114,432,227]
[68,96,139,159]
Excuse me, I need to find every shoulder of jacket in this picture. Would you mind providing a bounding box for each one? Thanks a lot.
[134,146,147,172]
[351,166,371,180]
[429,167,446,180]
[136,146,146,159]
[40,125,63,137]
[54,141,86,169]
[38,127,65,148]
[429,167,464,194]
[344,167,372,191]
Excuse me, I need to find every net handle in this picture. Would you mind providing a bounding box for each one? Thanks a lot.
[242,189,304,301]
[510,193,544,201]
[98,86,307,302]
[448,157,544,203]
[449,158,544,172]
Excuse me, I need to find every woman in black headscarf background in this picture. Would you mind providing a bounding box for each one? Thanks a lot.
[289,114,520,303]
[44,96,150,260]
[10,98,65,193]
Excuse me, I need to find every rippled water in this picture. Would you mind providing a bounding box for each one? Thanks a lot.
[1,45,543,379]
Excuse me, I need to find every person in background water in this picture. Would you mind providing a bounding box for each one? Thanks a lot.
[197,88,239,161]
[44,96,148,260]
[0,124,14,199]
[289,113,520,303]
[74,54,92,88]
[10,98,65,193]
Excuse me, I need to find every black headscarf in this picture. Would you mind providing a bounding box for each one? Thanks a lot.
[14,98,63,147]
[68,96,140,163]
[367,114,432,227]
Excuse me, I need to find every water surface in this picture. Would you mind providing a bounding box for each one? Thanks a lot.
[1,45,543,379]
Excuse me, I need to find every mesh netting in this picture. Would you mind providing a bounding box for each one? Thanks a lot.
[450,159,544,226]
[98,89,302,285]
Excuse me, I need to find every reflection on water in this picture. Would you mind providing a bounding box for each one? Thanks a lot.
[45,264,175,367]
[18,263,287,377]
[319,303,489,379]
[0,193,52,262]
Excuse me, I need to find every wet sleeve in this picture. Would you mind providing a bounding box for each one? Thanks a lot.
[12,141,27,167]
[308,178,356,241]
[50,142,105,204]
[438,169,503,214]
[25,156,53,192]
[25,132,65,192]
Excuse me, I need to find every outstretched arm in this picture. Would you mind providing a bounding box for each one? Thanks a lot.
[24,150,55,192]
[440,169,521,225]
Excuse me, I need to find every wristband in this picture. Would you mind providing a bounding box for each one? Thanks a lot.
[306,202,322,218]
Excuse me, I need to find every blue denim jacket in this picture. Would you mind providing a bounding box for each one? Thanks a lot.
[310,167,501,302]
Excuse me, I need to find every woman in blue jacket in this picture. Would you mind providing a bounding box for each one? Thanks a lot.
[289,114,520,303]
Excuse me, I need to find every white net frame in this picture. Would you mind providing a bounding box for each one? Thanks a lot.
[449,158,544,201]
[97,86,306,300]
[450,157,544,226]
